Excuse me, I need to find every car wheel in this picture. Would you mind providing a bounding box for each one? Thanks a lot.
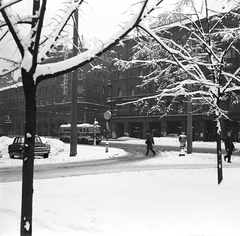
[43,153,49,158]
[9,153,14,158]
[64,137,69,143]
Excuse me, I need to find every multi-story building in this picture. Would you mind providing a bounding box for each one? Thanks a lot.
[0,47,111,136]
[107,13,240,142]
[1,12,239,141]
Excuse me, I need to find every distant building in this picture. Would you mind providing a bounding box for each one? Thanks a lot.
[1,11,240,141]
[107,11,240,141]
[0,46,111,136]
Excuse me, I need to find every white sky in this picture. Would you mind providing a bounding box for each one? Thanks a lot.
[0,0,141,72]
[1,136,240,235]
[0,0,235,73]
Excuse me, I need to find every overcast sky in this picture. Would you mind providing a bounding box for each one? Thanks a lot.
[0,0,234,72]
[0,0,142,71]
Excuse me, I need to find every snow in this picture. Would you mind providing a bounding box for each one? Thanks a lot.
[1,136,240,236]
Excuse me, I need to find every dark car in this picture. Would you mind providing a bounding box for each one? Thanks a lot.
[8,135,50,158]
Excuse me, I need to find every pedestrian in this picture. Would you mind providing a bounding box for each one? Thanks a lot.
[224,131,235,163]
[145,130,156,156]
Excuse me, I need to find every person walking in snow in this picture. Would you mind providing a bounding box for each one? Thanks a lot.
[145,130,156,156]
[224,131,235,163]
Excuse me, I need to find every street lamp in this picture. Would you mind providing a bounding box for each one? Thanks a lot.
[104,111,112,152]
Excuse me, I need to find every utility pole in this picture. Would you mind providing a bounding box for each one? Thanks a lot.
[187,83,192,154]
[70,6,78,156]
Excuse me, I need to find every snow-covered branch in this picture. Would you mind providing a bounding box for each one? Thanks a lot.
[0,0,21,11]
[138,22,207,82]
[30,0,47,73]
[113,2,240,124]
[0,6,26,56]
[37,0,84,62]
[35,0,163,83]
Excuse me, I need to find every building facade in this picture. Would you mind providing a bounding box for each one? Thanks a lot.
[1,13,240,141]
[0,48,111,136]
[107,33,240,141]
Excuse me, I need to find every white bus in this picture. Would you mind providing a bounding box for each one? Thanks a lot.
[59,123,102,144]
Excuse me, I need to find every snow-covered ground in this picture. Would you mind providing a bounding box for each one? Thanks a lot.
[1,136,240,236]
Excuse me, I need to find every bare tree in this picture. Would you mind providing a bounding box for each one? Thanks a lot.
[0,0,164,235]
[113,0,240,184]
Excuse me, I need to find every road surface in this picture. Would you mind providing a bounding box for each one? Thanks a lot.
[1,142,239,183]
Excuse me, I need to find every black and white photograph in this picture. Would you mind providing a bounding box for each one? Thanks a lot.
[1,0,240,235]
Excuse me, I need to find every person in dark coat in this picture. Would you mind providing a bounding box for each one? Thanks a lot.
[224,131,235,163]
[145,130,156,156]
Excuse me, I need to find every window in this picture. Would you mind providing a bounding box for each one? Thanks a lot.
[130,105,137,114]
[118,53,123,59]
[118,72,122,79]
[77,97,84,103]
[130,68,134,77]
[77,83,84,94]
[118,106,123,115]
[225,48,236,58]
[118,87,123,97]
[130,86,135,96]
[78,69,84,78]
[102,74,106,83]
[46,98,51,105]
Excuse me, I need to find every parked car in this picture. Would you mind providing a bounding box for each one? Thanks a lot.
[8,135,50,158]
[166,133,179,138]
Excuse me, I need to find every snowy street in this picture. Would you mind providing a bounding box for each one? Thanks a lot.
[1,136,240,236]
[1,0,240,235]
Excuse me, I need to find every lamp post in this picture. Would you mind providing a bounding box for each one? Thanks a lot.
[70,5,78,156]
[104,111,112,152]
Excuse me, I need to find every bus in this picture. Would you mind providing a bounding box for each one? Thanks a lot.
[59,123,102,144]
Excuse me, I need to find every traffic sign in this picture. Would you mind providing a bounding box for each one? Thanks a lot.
[104,111,111,120]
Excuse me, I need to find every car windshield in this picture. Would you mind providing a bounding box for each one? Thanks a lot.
[167,134,178,138]
[14,137,23,143]
[13,136,42,144]
[35,136,42,143]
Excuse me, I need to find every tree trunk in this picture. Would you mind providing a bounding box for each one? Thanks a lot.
[216,129,223,184]
[214,109,223,184]
[20,69,37,236]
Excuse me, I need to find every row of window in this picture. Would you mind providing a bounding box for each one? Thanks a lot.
[0,89,24,102]
[37,85,56,95]
[116,84,158,97]
[36,110,101,119]
[37,97,65,106]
